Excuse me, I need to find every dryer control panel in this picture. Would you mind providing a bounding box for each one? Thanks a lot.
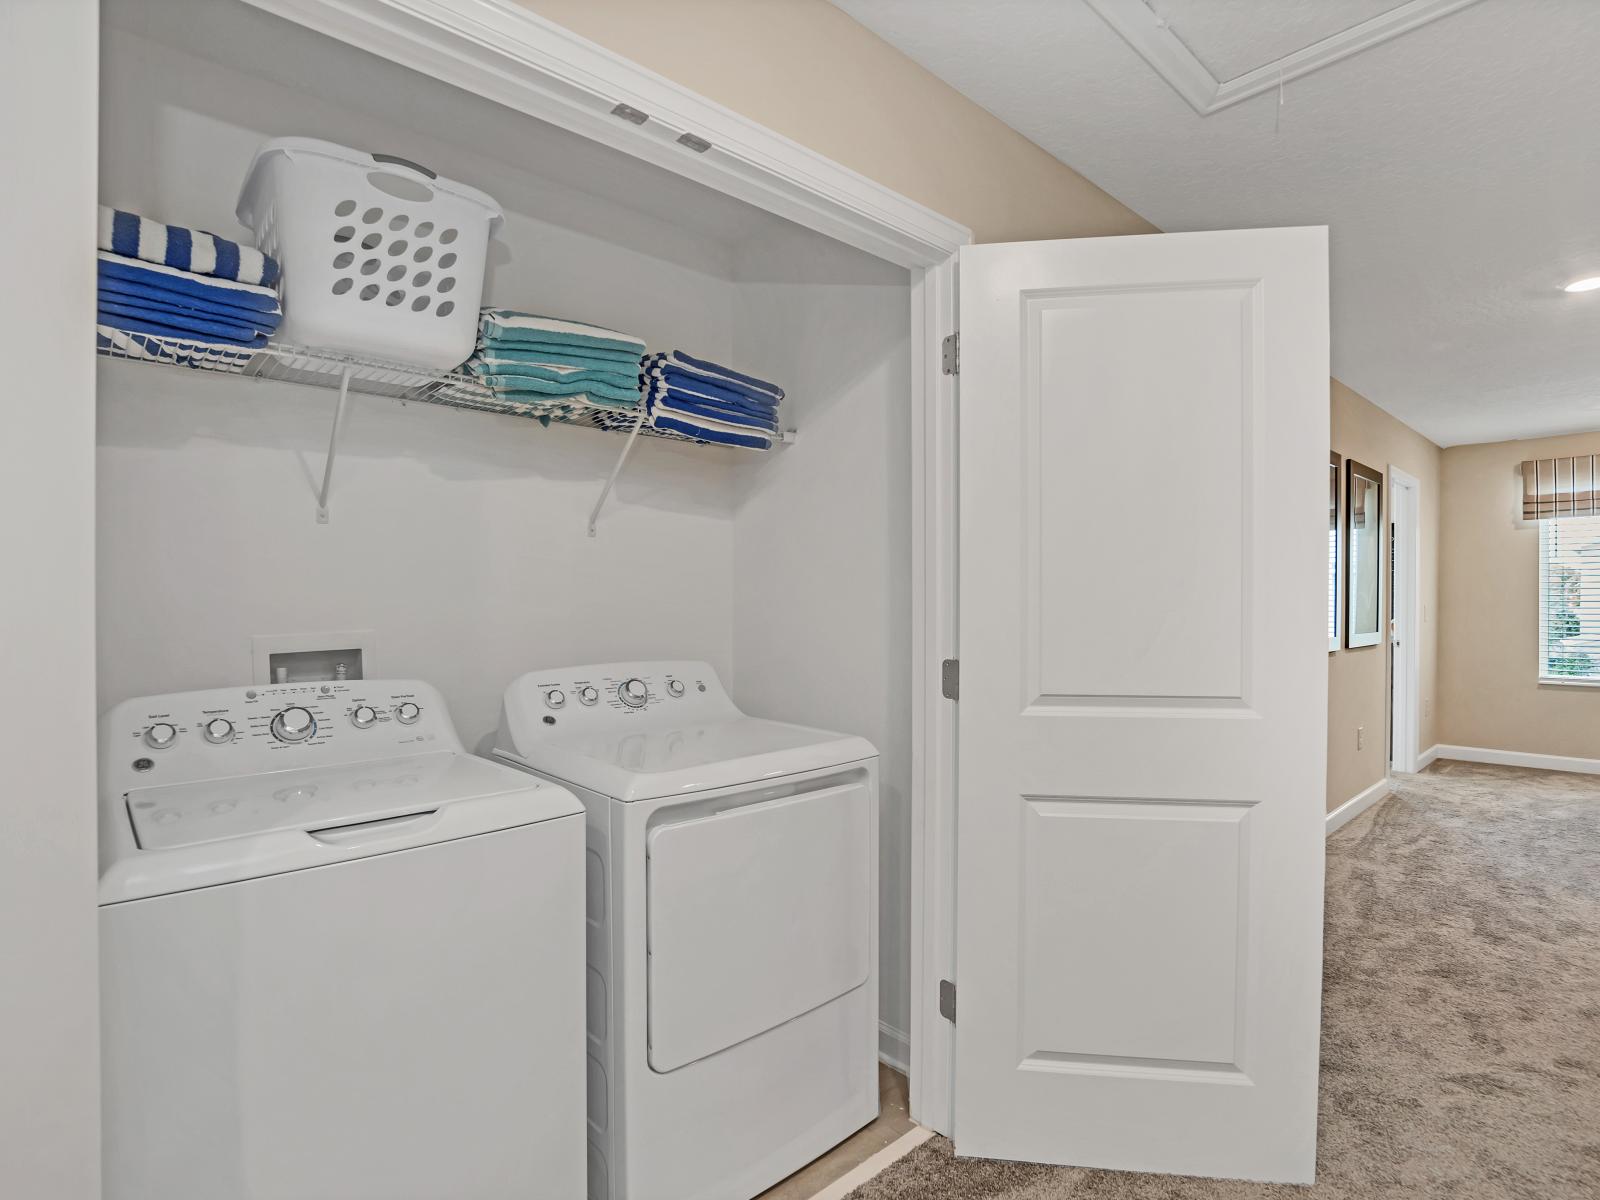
[100,679,459,793]
[499,660,735,743]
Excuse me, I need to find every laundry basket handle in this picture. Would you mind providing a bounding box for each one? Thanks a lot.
[369,152,438,181]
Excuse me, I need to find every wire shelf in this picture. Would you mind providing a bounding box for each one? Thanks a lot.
[95,331,761,448]
[95,327,790,532]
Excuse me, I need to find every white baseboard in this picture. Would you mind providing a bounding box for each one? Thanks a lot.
[878,1022,909,1074]
[1415,743,1440,772]
[1326,776,1392,834]
[1429,744,1600,776]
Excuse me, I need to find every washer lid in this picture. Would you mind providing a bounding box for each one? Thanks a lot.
[497,717,876,802]
[102,752,581,904]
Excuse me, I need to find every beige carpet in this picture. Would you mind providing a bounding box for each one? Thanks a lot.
[847,761,1600,1199]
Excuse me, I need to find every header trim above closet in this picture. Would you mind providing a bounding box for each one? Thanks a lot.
[243,0,972,269]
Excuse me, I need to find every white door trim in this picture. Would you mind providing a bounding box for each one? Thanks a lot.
[242,0,971,1135]
[1387,466,1421,774]
[908,253,960,1134]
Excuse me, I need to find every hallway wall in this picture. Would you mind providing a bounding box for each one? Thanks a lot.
[1438,431,1600,761]
[1329,382,1442,811]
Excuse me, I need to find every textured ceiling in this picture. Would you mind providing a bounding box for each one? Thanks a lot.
[1146,0,1410,80]
[831,0,1600,446]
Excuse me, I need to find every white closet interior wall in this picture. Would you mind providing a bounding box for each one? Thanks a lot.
[96,0,915,1046]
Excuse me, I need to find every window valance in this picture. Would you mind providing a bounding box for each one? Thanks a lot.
[1522,456,1599,520]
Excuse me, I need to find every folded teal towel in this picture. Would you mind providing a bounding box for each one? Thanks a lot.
[490,385,639,411]
[477,374,641,404]
[477,341,643,371]
[469,358,637,388]
[480,310,645,356]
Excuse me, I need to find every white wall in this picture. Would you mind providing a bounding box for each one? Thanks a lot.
[97,368,740,748]
[730,240,914,1055]
[96,18,751,747]
[0,3,102,1197]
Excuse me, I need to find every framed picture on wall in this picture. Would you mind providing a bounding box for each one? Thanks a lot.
[1329,453,1341,652]
[1345,458,1384,648]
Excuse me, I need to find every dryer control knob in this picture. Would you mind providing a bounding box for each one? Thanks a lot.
[578,686,599,706]
[144,722,178,749]
[394,701,421,725]
[201,718,235,745]
[270,707,316,743]
[545,689,567,709]
[618,678,648,708]
[350,705,378,729]
[666,679,685,697]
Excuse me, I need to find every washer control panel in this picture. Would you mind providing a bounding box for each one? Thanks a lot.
[102,679,457,791]
[502,661,733,743]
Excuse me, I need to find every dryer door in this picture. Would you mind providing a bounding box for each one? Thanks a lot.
[645,779,872,1072]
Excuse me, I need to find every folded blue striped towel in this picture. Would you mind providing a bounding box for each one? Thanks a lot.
[99,253,281,315]
[98,307,270,349]
[651,412,772,450]
[643,367,778,418]
[98,299,274,345]
[642,379,779,433]
[644,382,775,448]
[480,310,646,356]
[96,325,257,372]
[99,206,280,288]
[648,350,783,403]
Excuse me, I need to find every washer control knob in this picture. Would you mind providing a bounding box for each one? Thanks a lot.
[666,679,685,697]
[394,701,421,725]
[545,689,567,710]
[350,705,378,729]
[201,718,235,745]
[270,707,316,743]
[618,678,649,708]
[143,722,178,749]
[578,686,599,706]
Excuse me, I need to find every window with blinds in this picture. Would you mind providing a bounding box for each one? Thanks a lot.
[1538,513,1600,681]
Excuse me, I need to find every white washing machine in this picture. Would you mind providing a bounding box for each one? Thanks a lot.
[491,661,880,1200]
[99,679,587,1200]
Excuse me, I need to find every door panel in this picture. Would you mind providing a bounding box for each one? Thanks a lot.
[955,228,1328,1183]
[1029,283,1252,705]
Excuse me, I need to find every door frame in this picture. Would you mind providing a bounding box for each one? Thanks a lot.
[244,0,972,1133]
[1387,465,1422,773]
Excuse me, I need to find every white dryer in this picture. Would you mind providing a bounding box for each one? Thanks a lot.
[492,661,880,1200]
[99,679,587,1200]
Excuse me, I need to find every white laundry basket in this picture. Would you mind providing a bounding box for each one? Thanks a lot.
[237,138,502,370]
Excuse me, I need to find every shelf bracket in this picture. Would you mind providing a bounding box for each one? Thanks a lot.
[316,367,353,524]
[588,410,648,537]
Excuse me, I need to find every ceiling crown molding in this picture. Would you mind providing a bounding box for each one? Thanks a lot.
[1085,0,1487,115]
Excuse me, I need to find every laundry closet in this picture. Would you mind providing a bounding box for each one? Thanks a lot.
[79,0,1339,1194]
[98,0,915,1047]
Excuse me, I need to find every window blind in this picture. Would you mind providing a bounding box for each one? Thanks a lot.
[1538,513,1600,681]
[1522,455,1599,520]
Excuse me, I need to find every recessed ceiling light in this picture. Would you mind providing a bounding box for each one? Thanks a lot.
[1564,276,1600,293]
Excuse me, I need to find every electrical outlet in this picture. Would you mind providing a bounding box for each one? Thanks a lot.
[1357,726,1366,750]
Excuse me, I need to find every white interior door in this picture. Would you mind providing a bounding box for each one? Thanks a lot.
[954,227,1329,1183]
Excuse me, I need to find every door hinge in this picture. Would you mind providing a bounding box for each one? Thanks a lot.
[939,979,956,1023]
[941,332,959,375]
[941,658,959,701]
